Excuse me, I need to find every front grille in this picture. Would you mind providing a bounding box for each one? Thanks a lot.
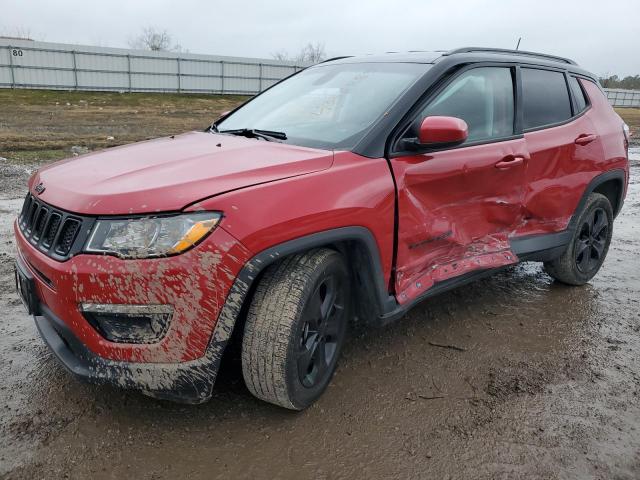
[18,194,94,261]
[55,219,81,255]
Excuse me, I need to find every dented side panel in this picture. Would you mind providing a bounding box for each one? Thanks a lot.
[517,108,604,235]
[514,81,629,238]
[391,139,527,303]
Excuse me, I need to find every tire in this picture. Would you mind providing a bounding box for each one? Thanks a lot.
[544,193,614,285]
[241,249,351,410]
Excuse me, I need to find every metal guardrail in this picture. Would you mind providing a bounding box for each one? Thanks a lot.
[0,40,307,95]
[604,88,640,108]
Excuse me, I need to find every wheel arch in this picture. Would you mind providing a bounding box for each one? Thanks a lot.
[569,169,626,230]
[216,227,397,350]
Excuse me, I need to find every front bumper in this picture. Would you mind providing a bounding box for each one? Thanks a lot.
[15,220,251,364]
[34,301,219,403]
[14,219,253,403]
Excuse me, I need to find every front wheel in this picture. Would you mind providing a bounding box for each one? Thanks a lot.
[544,192,614,285]
[241,249,350,410]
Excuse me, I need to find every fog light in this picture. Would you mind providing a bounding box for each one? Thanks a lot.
[79,303,173,344]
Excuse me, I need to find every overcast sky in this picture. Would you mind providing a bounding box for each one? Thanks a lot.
[2,0,638,77]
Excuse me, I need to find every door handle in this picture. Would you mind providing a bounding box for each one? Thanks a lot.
[575,134,597,146]
[495,155,525,169]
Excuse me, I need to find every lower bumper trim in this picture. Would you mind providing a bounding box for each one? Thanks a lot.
[35,303,222,404]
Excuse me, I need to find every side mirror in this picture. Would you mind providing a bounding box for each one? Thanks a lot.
[419,116,468,146]
[401,116,468,152]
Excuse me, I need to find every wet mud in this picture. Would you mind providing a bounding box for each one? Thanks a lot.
[1,150,639,479]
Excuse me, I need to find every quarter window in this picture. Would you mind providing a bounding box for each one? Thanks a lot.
[568,76,588,114]
[521,68,572,129]
[417,67,515,144]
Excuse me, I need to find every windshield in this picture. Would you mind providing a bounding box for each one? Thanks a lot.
[216,62,429,150]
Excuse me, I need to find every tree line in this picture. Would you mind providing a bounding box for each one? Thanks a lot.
[599,75,640,90]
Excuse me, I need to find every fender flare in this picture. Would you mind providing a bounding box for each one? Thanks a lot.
[510,168,627,261]
[208,227,397,359]
[568,169,626,230]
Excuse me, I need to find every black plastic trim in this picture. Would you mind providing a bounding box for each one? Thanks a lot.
[376,266,511,327]
[565,73,592,122]
[509,169,627,261]
[569,169,627,223]
[18,194,95,262]
[33,303,220,404]
[232,227,397,315]
[510,231,572,262]
[443,47,577,65]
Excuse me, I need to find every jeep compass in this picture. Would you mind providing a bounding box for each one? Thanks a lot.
[14,47,630,409]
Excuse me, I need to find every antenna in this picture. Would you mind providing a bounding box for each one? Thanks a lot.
[515,37,522,50]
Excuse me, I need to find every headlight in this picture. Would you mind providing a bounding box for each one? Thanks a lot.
[85,212,221,259]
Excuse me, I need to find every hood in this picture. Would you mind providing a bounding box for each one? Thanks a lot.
[30,132,334,215]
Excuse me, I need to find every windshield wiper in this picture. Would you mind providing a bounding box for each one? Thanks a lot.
[219,128,287,141]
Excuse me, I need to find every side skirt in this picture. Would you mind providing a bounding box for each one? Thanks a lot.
[509,230,572,262]
[375,266,511,327]
[374,229,572,328]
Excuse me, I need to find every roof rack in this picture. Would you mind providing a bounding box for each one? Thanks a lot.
[443,47,577,65]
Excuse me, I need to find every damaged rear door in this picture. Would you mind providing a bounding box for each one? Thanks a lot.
[390,65,526,304]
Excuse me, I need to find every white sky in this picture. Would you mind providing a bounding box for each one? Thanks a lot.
[2,0,639,77]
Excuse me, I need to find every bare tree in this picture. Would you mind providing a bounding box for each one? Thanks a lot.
[271,49,290,61]
[128,27,185,52]
[271,42,327,64]
[296,42,326,63]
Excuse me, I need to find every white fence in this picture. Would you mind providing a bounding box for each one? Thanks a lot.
[604,88,640,108]
[2,39,639,105]
[0,39,307,95]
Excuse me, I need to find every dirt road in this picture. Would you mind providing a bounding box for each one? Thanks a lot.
[1,109,639,477]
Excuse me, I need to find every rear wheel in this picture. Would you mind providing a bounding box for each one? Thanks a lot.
[241,249,350,410]
[544,193,613,285]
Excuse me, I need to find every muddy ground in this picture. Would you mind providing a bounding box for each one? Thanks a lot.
[0,92,639,479]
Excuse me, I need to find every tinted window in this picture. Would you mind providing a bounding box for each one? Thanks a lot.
[568,76,588,113]
[418,67,514,143]
[522,68,572,129]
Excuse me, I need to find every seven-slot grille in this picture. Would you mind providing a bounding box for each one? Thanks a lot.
[18,194,92,260]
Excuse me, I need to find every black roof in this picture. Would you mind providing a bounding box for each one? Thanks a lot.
[322,47,591,75]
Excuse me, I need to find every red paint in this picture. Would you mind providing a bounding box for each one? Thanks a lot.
[390,138,527,302]
[14,64,629,374]
[30,132,333,215]
[16,222,251,362]
[190,151,396,282]
[515,81,628,237]
[419,116,469,145]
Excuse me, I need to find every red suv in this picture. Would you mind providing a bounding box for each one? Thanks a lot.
[14,48,630,409]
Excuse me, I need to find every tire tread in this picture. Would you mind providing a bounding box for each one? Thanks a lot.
[241,249,339,410]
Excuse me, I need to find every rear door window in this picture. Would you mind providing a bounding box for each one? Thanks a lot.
[521,68,572,129]
[568,76,588,113]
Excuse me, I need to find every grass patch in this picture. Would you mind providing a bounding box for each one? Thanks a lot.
[616,108,640,134]
[0,89,248,108]
[0,89,249,165]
